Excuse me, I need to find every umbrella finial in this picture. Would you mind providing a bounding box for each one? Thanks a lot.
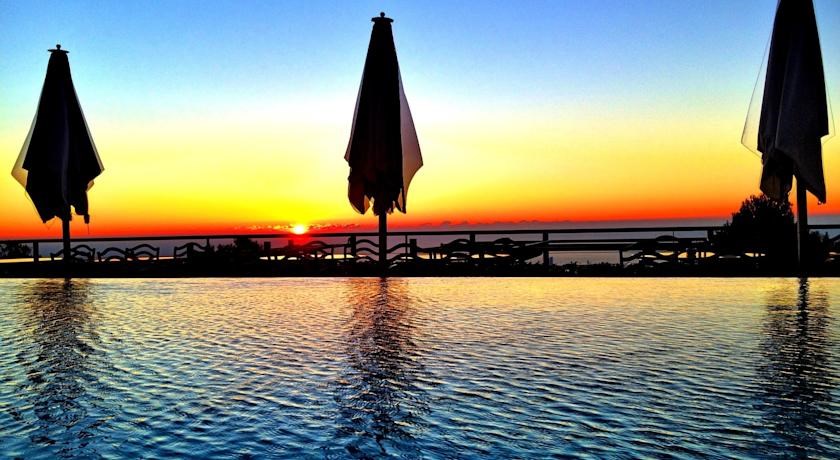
[49,43,69,54]
[372,12,393,23]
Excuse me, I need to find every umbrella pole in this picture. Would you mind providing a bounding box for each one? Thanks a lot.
[796,177,809,275]
[62,216,72,275]
[379,213,388,272]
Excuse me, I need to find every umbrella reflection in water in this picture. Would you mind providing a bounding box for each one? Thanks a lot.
[758,279,836,455]
[331,278,431,458]
[12,280,111,457]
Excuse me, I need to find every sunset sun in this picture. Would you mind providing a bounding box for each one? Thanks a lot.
[291,224,307,235]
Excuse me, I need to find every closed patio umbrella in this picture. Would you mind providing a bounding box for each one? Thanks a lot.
[744,0,832,269]
[12,45,104,263]
[345,12,423,269]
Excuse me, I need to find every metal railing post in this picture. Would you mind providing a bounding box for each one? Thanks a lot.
[542,232,550,266]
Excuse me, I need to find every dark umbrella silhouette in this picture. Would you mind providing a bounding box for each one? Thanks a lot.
[345,12,423,269]
[12,44,104,263]
[748,0,831,269]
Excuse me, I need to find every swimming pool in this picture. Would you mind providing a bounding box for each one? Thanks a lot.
[1,277,838,458]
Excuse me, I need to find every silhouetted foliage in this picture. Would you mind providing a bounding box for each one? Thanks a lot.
[714,194,794,265]
[216,237,261,261]
[0,242,33,259]
[713,194,829,267]
[807,231,834,267]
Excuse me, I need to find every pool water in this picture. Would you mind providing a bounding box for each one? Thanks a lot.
[0,278,838,458]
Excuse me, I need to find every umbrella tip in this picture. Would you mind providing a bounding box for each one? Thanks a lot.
[49,43,69,54]
[372,12,393,23]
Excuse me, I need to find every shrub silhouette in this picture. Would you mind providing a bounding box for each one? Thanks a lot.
[0,242,32,259]
[216,237,261,261]
[714,194,829,267]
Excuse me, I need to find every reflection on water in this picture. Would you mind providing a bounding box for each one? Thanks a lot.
[13,280,111,458]
[0,278,839,458]
[760,278,836,456]
[331,278,430,458]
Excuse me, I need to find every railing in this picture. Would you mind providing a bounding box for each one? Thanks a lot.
[1,224,839,268]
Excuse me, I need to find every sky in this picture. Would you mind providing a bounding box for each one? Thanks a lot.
[1,0,839,238]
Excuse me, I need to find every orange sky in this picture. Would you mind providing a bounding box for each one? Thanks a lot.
[2,104,837,239]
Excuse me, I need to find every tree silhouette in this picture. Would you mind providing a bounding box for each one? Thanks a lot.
[714,195,829,268]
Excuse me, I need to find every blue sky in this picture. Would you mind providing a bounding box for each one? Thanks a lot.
[3,0,837,119]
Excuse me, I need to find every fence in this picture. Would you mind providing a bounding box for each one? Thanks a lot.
[2,224,839,268]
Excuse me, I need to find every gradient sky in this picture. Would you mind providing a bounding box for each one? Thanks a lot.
[1,0,839,238]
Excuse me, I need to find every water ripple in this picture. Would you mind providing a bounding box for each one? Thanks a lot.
[0,277,839,458]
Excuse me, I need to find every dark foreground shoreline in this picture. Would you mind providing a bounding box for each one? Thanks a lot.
[2,260,838,278]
